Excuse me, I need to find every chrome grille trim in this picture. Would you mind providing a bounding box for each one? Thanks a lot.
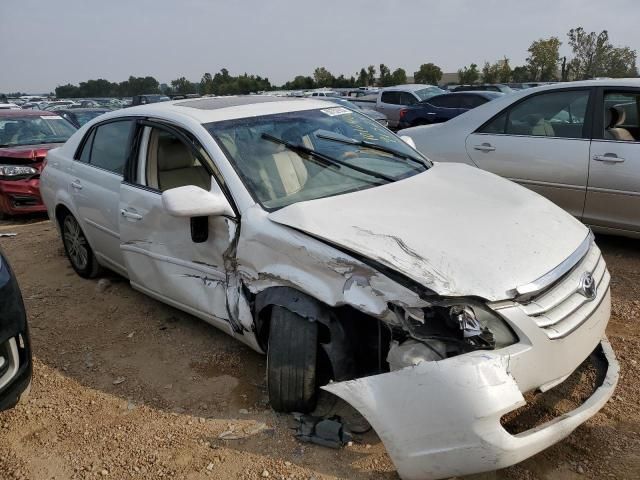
[515,231,593,298]
[517,242,610,340]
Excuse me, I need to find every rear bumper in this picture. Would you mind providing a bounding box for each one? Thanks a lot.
[323,289,617,480]
[0,178,46,216]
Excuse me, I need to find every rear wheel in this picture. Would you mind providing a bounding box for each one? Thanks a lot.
[60,212,101,278]
[267,306,318,413]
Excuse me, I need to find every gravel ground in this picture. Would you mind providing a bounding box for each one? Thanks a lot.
[0,218,638,480]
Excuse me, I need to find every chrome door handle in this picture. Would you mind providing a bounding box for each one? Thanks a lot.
[593,154,625,163]
[120,209,142,220]
[473,143,496,152]
[70,180,83,190]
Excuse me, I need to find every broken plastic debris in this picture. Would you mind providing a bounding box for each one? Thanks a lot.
[0,233,17,237]
[293,414,352,449]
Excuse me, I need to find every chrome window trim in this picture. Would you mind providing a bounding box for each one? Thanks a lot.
[514,231,593,298]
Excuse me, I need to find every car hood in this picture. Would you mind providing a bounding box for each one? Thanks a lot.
[268,163,589,301]
[0,143,61,163]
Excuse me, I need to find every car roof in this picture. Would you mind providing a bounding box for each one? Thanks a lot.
[114,95,336,123]
[0,109,58,118]
[526,78,640,90]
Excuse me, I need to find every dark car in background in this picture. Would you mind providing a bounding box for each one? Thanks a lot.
[398,91,503,128]
[131,94,170,106]
[0,248,32,412]
[0,110,76,218]
[56,108,110,128]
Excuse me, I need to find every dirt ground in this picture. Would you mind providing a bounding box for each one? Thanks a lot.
[0,217,638,480]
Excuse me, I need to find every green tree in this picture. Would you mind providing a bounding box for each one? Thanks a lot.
[55,83,80,98]
[171,76,196,94]
[458,63,480,84]
[283,75,315,90]
[498,57,512,83]
[357,68,368,87]
[414,63,442,85]
[391,68,407,85]
[313,67,335,88]
[200,73,214,95]
[511,65,532,83]
[378,64,393,86]
[366,65,376,86]
[482,62,500,83]
[526,37,561,81]
[567,27,637,79]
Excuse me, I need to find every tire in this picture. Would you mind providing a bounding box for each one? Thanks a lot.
[267,306,318,413]
[60,212,101,278]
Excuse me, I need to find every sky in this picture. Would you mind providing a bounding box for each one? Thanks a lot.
[1,0,638,93]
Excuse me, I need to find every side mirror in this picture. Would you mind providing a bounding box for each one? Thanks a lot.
[162,185,233,218]
[400,135,417,149]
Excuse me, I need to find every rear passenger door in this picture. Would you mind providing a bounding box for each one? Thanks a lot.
[71,119,135,275]
[584,88,640,233]
[465,88,593,219]
[118,120,236,332]
[378,91,404,127]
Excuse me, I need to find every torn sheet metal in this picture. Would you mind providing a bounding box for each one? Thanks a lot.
[237,205,429,323]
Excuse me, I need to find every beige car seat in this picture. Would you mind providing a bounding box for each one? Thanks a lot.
[530,117,555,136]
[156,137,211,191]
[606,107,635,141]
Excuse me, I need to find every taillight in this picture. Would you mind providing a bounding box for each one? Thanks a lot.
[399,109,408,119]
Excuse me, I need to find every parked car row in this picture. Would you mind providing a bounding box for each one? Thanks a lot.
[400,79,640,237]
[36,94,617,480]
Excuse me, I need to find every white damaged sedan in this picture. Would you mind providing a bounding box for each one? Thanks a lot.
[40,97,618,479]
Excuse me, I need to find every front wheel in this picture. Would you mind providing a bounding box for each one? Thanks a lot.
[267,306,318,413]
[61,212,101,278]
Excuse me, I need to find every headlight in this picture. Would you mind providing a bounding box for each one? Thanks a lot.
[0,165,38,178]
[397,299,517,354]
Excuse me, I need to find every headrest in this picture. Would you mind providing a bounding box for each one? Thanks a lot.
[607,106,627,129]
[158,139,193,171]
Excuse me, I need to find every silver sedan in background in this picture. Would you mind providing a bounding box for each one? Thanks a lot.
[399,79,640,238]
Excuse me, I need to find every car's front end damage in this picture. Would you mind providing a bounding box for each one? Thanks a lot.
[0,145,53,217]
[231,163,618,479]
[323,239,617,479]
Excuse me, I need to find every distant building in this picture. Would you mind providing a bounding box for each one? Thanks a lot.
[440,72,460,85]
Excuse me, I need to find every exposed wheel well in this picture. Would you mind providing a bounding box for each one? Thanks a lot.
[55,204,72,227]
[253,286,390,383]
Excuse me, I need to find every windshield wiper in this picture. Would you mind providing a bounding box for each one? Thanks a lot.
[260,133,396,183]
[316,131,427,167]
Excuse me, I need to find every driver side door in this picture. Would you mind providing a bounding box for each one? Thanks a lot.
[118,120,238,333]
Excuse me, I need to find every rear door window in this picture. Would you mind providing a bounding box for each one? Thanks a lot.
[88,120,134,175]
[602,91,640,142]
[380,91,401,105]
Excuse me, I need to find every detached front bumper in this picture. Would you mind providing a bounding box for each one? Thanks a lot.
[323,289,617,480]
[0,178,46,216]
